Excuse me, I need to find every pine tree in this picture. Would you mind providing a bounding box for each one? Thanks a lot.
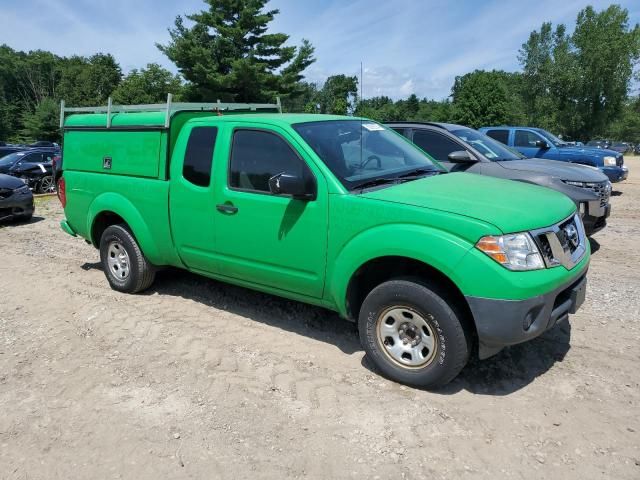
[157,0,315,102]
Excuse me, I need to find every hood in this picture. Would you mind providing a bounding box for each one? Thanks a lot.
[0,174,27,189]
[558,145,621,159]
[361,172,576,234]
[497,158,608,182]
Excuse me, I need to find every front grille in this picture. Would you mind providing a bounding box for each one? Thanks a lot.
[582,181,611,208]
[532,214,587,269]
[0,188,13,199]
[617,156,624,167]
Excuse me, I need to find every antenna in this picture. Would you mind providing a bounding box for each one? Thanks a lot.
[360,61,363,106]
[360,61,363,169]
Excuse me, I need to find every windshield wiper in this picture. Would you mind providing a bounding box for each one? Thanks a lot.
[351,177,401,191]
[397,167,439,178]
[352,169,440,191]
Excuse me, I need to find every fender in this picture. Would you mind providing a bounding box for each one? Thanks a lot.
[327,223,474,317]
[87,192,163,264]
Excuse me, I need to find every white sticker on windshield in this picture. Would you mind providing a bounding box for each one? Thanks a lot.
[362,123,385,131]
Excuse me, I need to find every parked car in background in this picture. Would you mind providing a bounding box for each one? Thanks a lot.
[609,142,631,154]
[0,173,34,222]
[388,122,611,235]
[0,145,25,159]
[480,127,628,183]
[0,149,56,193]
[586,139,610,149]
[58,99,590,388]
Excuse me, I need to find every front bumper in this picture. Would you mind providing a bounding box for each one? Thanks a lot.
[0,193,34,220]
[582,202,610,235]
[601,165,628,183]
[466,264,589,359]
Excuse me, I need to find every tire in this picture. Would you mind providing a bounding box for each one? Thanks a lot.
[37,175,54,194]
[358,279,470,389]
[99,224,155,293]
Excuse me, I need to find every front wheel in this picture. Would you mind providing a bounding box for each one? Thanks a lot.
[358,279,470,388]
[37,175,55,193]
[99,224,155,293]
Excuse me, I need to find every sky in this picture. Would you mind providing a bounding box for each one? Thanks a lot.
[1,0,639,100]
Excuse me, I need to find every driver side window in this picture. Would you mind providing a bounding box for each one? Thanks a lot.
[229,129,314,194]
[514,130,542,147]
[412,130,463,162]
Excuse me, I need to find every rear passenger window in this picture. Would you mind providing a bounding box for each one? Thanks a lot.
[183,127,217,187]
[229,129,313,193]
[485,129,509,145]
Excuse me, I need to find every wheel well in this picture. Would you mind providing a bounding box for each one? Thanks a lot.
[346,256,476,335]
[91,211,125,247]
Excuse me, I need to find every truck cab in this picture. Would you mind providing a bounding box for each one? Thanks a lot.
[480,126,628,183]
[58,98,590,388]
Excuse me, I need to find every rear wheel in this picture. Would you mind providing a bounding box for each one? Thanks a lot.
[99,224,155,293]
[358,279,470,388]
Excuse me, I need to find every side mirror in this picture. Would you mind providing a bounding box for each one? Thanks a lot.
[268,172,315,200]
[447,151,477,163]
[535,140,550,149]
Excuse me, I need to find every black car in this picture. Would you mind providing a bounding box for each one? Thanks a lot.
[0,149,56,193]
[0,174,34,222]
[0,146,24,159]
[387,122,612,235]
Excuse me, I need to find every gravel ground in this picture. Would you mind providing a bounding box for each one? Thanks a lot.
[1,159,639,479]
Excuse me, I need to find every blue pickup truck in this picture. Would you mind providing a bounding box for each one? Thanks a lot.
[480,126,628,183]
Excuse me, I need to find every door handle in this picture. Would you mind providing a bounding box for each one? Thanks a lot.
[216,203,238,214]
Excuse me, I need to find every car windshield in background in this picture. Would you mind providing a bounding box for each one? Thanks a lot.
[536,129,569,147]
[293,120,442,190]
[0,152,25,166]
[450,128,523,161]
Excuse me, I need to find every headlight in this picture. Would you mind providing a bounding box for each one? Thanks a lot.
[603,156,617,166]
[15,185,31,195]
[476,233,545,271]
[564,180,585,187]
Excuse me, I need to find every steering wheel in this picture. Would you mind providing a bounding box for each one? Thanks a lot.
[361,155,382,169]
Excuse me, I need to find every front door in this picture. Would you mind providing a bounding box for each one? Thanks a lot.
[212,124,328,298]
[514,129,548,158]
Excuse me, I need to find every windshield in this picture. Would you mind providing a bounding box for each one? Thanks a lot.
[293,120,442,190]
[0,152,25,166]
[536,129,569,147]
[450,128,523,161]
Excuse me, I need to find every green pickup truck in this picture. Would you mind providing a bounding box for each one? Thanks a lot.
[58,98,589,388]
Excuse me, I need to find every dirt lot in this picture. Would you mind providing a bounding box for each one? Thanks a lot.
[1,159,639,480]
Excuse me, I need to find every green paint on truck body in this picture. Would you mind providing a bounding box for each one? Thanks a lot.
[60,111,589,322]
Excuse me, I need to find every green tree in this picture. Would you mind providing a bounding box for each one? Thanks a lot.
[318,74,358,114]
[112,63,184,104]
[157,0,315,102]
[520,5,640,140]
[607,97,640,143]
[416,99,453,122]
[280,81,319,112]
[450,70,525,128]
[21,97,60,142]
[355,96,401,121]
[57,53,122,106]
[573,5,640,139]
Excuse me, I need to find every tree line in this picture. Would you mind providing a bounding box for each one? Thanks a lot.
[0,1,638,143]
